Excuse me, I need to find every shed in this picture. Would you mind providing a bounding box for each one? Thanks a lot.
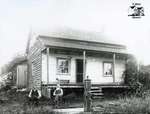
[9,55,28,88]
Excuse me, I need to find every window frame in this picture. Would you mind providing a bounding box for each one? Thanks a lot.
[56,57,71,75]
[103,61,113,77]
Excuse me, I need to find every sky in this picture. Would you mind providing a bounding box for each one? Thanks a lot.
[0,0,150,70]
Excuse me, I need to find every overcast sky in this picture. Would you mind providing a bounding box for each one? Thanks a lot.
[0,0,150,69]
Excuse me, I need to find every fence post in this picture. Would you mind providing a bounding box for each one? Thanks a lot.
[47,87,51,98]
[84,77,92,112]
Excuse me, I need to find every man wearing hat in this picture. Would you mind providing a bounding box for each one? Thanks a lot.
[53,78,63,108]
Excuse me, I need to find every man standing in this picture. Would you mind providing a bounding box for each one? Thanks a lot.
[28,87,41,106]
[53,83,63,108]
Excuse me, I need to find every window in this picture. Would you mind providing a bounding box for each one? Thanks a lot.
[57,58,70,74]
[103,62,113,77]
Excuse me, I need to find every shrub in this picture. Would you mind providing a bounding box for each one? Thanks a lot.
[138,72,150,89]
[124,56,150,97]
[123,56,143,96]
[0,85,11,91]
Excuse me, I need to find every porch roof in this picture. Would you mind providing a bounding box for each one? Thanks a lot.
[38,35,127,54]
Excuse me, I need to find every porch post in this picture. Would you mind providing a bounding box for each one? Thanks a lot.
[113,53,116,83]
[84,78,92,112]
[83,51,86,80]
[46,48,49,84]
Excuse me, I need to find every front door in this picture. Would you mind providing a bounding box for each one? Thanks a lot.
[76,59,83,83]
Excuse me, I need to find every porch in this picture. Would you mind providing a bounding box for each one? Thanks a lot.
[42,82,129,89]
[42,47,129,85]
[41,82,129,99]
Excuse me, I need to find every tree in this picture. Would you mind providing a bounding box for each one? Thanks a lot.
[124,55,143,96]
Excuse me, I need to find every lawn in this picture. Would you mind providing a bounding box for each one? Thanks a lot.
[92,95,150,114]
[0,88,84,114]
[1,88,150,114]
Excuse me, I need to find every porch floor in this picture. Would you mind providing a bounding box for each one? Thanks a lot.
[42,82,129,89]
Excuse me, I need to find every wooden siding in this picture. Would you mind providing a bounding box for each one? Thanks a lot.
[10,61,27,87]
[16,64,27,88]
[41,51,126,84]
[28,39,45,90]
[11,66,17,86]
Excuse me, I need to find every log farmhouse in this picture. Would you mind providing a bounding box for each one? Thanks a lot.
[27,33,128,97]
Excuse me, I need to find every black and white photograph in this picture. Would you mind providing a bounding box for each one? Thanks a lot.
[0,0,150,113]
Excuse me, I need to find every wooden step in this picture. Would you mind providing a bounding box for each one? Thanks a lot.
[91,93,104,96]
[89,90,102,93]
[88,86,104,100]
[91,86,101,89]
[91,87,102,90]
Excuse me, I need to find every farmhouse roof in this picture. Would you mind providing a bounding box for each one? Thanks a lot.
[37,28,123,45]
[36,29,127,54]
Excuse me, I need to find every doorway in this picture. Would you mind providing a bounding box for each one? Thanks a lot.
[76,59,83,83]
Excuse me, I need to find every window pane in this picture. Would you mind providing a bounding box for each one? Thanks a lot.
[104,63,112,76]
[57,58,69,74]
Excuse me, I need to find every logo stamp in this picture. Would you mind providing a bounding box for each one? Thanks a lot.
[128,3,145,18]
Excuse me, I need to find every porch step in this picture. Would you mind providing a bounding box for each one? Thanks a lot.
[89,90,102,93]
[91,93,103,96]
[90,87,104,100]
[91,87,102,92]
[91,86,101,89]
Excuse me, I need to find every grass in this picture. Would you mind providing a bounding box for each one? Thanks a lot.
[1,88,150,114]
[92,95,150,114]
[0,88,84,114]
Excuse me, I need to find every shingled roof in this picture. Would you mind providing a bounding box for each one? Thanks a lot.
[35,28,127,54]
[36,28,123,46]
